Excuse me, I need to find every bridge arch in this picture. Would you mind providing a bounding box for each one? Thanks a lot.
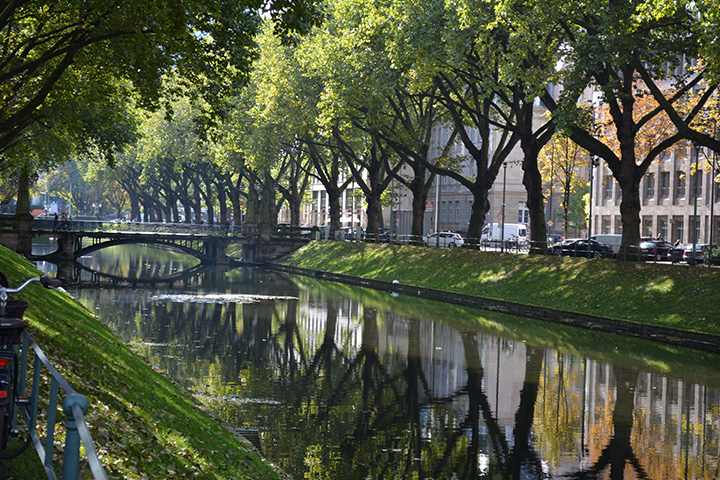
[75,237,215,264]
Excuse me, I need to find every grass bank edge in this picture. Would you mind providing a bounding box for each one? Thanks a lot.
[277,241,720,335]
[0,245,282,480]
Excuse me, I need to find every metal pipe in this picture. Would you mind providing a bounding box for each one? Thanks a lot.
[693,143,700,265]
[501,163,507,252]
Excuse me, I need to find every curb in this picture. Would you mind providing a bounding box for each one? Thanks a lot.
[268,263,720,354]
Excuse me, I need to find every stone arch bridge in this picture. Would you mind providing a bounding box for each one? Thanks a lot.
[1,217,313,265]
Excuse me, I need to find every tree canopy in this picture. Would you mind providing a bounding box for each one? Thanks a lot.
[0,0,318,167]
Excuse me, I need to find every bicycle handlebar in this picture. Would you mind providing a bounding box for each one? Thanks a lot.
[40,276,62,289]
[0,276,62,295]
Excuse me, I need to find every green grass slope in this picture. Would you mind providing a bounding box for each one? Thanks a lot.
[1,245,281,480]
[279,241,720,335]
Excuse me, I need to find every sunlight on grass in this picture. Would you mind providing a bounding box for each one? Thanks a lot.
[282,242,720,334]
[644,278,674,294]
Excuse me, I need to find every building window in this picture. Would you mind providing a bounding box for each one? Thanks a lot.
[675,218,684,243]
[441,201,446,223]
[660,172,670,198]
[644,173,655,199]
[642,216,653,237]
[691,171,703,199]
[603,175,612,199]
[455,201,460,223]
[676,171,686,198]
[518,202,529,224]
[602,216,611,234]
[659,217,668,240]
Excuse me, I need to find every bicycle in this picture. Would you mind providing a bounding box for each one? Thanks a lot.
[0,273,61,458]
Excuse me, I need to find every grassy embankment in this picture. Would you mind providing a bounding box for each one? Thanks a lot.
[1,245,282,480]
[278,241,720,335]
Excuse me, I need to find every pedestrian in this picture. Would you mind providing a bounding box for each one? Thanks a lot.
[53,212,58,231]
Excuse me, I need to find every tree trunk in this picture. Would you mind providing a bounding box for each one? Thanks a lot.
[217,182,228,224]
[467,183,492,243]
[409,164,428,244]
[364,165,383,235]
[327,186,342,234]
[522,151,548,254]
[618,174,642,260]
[227,183,242,226]
[128,190,141,221]
[14,166,33,256]
[193,188,202,223]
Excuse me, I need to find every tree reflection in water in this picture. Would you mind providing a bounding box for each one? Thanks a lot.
[69,267,720,480]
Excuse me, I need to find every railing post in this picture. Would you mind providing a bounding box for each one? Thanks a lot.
[62,393,89,480]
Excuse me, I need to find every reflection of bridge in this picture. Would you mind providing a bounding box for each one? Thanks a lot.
[0,216,313,265]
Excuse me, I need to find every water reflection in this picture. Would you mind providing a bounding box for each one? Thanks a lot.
[67,267,720,480]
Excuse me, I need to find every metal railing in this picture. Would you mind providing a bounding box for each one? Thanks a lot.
[322,230,720,264]
[17,331,107,480]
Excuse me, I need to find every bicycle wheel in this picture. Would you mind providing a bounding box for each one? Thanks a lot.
[0,401,31,459]
[0,403,7,451]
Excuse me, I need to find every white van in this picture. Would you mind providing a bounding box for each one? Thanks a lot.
[591,234,623,253]
[481,223,529,245]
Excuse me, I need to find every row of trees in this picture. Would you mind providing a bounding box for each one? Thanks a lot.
[0,0,317,241]
[3,0,720,258]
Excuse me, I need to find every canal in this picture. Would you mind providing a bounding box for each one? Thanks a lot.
[38,242,720,479]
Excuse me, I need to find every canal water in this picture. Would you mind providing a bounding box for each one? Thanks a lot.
[40,243,720,479]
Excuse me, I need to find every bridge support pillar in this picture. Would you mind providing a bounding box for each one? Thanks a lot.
[213,241,229,265]
[202,238,229,265]
[14,212,33,256]
[56,232,76,263]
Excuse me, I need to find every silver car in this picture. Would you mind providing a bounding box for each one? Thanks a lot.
[423,232,464,248]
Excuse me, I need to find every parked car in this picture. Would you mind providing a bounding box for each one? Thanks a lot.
[546,233,564,245]
[343,226,365,241]
[423,231,464,248]
[549,239,615,258]
[640,240,674,261]
[377,228,391,243]
[668,243,717,264]
[590,234,623,254]
[683,244,717,265]
[669,243,690,264]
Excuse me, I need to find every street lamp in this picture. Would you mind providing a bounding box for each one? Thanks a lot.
[548,147,554,236]
[501,162,507,252]
[711,143,717,257]
[692,142,701,265]
[587,155,598,242]
[434,174,442,247]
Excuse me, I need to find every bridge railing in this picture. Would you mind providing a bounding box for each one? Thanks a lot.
[0,214,17,230]
[31,218,243,236]
[31,218,320,240]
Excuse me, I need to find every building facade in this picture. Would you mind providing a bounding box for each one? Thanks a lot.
[591,145,720,244]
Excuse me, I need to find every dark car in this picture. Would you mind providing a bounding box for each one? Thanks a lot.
[377,228,391,243]
[549,239,615,259]
[343,226,365,241]
[640,240,673,262]
[669,243,690,264]
[683,244,717,265]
